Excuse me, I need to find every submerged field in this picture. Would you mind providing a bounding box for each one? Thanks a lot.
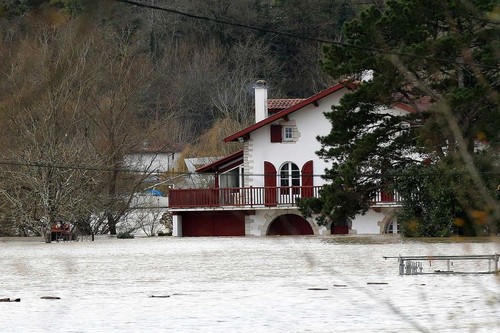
[1,235,499,332]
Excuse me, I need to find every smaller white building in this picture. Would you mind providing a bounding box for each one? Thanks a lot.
[124,140,183,173]
[120,140,182,236]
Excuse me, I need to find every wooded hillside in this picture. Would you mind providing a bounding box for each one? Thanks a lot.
[0,0,359,237]
[1,0,357,146]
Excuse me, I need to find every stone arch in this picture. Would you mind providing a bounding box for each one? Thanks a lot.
[380,212,400,234]
[266,213,314,235]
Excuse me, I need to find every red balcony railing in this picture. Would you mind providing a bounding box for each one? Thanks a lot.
[372,189,403,204]
[168,186,321,208]
[168,186,401,209]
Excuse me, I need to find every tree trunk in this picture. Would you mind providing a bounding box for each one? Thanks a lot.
[108,214,117,235]
[45,230,52,243]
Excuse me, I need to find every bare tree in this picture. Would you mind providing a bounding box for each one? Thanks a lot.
[211,37,283,125]
[130,205,166,237]
[80,22,178,235]
[0,22,101,242]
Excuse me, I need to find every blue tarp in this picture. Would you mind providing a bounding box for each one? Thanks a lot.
[145,189,164,197]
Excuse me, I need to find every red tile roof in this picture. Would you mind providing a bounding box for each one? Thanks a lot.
[268,99,305,111]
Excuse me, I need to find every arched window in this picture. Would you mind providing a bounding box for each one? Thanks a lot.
[280,162,300,195]
[385,219,400,234]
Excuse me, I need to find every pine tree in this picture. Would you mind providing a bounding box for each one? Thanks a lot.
[299,0,499,236]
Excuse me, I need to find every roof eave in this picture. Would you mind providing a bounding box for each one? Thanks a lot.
[195,150,244,173]
[224,83,348,142]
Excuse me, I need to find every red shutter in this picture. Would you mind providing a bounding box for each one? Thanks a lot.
[264,161,277,206]
[270,125,282,142]
[301,160,314,198]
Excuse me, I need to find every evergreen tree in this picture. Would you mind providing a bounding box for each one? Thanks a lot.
[299,0,499,236]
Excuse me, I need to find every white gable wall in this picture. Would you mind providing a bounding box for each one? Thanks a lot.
[247,90,343,188]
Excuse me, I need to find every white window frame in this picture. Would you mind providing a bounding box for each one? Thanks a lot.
[279,162,300,196]
[283,126,294,141]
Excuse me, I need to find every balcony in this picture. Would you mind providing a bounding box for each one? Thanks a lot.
[168,186,401,209]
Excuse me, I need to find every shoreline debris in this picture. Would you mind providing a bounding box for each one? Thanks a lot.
[0,298,20,302]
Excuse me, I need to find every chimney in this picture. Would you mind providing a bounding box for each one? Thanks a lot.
[254,80,268,123]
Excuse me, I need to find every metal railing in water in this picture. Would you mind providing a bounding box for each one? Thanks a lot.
[384,254,500,275]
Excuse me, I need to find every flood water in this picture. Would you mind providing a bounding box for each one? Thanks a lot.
[1,235,499,332]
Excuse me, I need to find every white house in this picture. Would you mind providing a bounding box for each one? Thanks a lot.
[124,140,183,174]
[168,81,412,237]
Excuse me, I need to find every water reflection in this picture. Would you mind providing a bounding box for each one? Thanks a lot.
[0,236,498,332]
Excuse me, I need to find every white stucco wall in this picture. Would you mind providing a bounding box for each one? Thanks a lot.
[350,209,386,234]
[247,90,342,188]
